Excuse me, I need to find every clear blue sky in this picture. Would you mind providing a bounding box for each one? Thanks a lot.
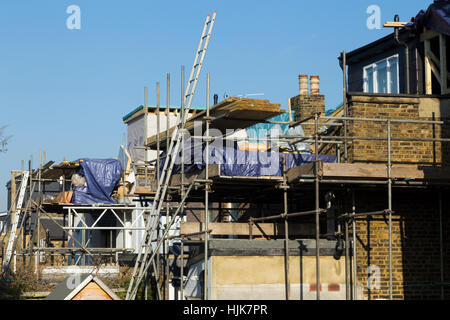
[0,0,431,210]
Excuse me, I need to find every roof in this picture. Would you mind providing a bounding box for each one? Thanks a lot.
[45,273,120,300]
[325,102,343,116]
[146,97,284,149]
[122,104,206,123]
[340,1,450,63]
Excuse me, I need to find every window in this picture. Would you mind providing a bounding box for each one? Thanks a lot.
[363,54,399,94]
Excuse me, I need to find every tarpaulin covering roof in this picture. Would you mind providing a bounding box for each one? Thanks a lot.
[71,158,122,205]
[159,143,336,178]
[408,1,450,36]
[245,111,311,152]
[246,111,294,140]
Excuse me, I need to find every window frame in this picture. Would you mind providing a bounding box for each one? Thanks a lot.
[363,54,400,94]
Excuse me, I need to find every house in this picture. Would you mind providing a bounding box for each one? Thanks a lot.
[342,1,450,95]
[44,273,120,300]
[305,0,450,300]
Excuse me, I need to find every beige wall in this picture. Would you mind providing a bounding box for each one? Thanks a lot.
[210,255,348,300]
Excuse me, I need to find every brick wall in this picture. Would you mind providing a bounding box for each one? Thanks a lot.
[343,94,450,165]
[290,93,325,137]
[350,188,450,300]
[322,94,450,299]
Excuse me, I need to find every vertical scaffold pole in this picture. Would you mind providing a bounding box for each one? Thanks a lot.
[145,87,148,187]
[165,73,170,300]
[157,82,161,183]
[341,51,348,163]
[282,157,290,300]
[439,191,444,300]
[204,73,210,300]
[314,112,320,300]
[387,119,393,300]
[352,189,357,299]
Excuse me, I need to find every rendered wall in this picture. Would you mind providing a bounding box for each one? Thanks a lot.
[210,255,348,300]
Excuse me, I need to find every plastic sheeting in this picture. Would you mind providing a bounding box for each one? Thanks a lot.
[408,1,450,36]
[71,158,122,204]
[245,111,310,152]
[159,142,336,178]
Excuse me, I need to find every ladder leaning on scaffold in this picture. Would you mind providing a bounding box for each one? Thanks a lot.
[125,11,217,300]
[2,171,29,274]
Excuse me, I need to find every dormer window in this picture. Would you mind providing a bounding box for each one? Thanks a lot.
[363,54,399,94]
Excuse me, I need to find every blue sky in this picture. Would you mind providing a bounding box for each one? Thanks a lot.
[0,0,431,210]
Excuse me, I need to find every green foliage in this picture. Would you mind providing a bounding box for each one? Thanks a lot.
[0,278,26,300]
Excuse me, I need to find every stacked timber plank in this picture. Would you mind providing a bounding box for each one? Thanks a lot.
[287,161,450,183]
[41,161,79,180]
[146,97,284,149]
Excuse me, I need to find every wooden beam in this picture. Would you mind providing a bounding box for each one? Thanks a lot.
[287,162,450,181]
[180,222,314,237]
[425,39,433,94]
[430,58,441,85]
[383,21,408,28]
[428,47,440,67]
[286,162,321,183]
[440,34,448,94]
[145,98,284,148]
[420,28,440,42]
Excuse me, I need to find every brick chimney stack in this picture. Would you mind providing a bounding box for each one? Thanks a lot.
[290,74,325,136]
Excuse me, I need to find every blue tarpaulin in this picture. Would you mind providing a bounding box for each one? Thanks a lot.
[71,158,122,204]
[159,142,336,178]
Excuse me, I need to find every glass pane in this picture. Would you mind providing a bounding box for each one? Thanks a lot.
[364,67,374,93]
[376,60,387,93]
[388,56,398,93]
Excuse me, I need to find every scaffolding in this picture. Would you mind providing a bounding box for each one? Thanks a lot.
[126,101,450,300]
[2,19,450,302]
[119,48,450,299]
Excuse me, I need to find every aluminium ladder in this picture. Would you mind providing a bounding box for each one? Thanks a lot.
[2,171,30,273]
[125,12,216,300]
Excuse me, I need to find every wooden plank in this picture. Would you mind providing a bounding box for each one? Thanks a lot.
[322,163,450,180]
[440,34,448,94]
[180,222,314,237]
[383,21,408,28]
[133,186,156,195]
[145,98,284,148]
[420,28,440,42]
[287,162,450,181]
[286,162,320,183]
[429,55,441,84]
[169,164,221,187]
[425,39,433,94]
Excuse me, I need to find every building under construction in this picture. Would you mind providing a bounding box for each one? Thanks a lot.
[2,2,450,301]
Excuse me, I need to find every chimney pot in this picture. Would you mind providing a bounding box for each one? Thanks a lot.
[298,74,308,95]
[310,75,320,94]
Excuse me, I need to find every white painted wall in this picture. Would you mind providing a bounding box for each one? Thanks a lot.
[127,111,197,164]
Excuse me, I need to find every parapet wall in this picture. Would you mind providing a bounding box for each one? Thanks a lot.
[344,94,450,165]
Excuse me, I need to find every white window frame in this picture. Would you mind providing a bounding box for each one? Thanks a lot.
[363,54,399,94]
